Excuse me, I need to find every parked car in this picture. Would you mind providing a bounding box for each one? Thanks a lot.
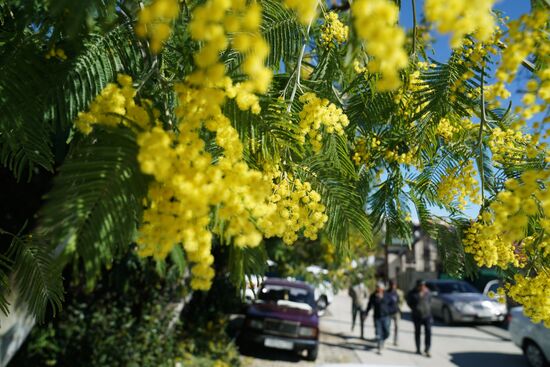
[313,280,334,312]
[243,274,262,303]
[509,307,550,367]
[426,279,507,324]
[239,278,320,361]
[305,265,334,312]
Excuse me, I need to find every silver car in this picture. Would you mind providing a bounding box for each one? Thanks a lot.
[509,307,550,367]
[426,280,507,324]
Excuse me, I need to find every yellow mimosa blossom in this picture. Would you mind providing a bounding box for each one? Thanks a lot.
[351,0,408,91]
[282,0,317,24]
[298,93,349,152]
[320,12,348,49]
[424,0,497,48]
[135,0,180,53]
[437,161,481,210]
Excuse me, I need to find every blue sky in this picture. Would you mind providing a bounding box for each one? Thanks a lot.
[395,1,538,220]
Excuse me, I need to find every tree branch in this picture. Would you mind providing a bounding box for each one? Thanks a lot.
[287,19,314,112]
[477,66,486,203]
[411,0,417,55]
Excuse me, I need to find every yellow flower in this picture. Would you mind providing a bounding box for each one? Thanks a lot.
[135,0,179,53]
[351,0,407,90]
[320,12,349,49]
[424,0,496,48]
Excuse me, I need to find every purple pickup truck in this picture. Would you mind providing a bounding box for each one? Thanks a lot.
[239,278,320,361]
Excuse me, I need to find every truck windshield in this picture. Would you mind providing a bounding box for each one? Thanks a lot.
[259,285,316,308]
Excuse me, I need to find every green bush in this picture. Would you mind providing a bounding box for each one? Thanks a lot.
[10,253,241,367]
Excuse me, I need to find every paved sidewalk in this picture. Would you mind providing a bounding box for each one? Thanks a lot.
[318,291,527,367]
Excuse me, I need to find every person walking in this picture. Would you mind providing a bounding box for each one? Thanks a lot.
[365,281,391,354]
[406,279,433,357]
[348,277,369,338]
[387,279,403,346]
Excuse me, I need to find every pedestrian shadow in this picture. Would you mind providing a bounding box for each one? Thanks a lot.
[320,340,376,352]
[321,330,365,341]
[449,352,526,367]
[319,331,378,352]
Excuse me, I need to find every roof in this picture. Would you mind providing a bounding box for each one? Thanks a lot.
[263,277,314,291]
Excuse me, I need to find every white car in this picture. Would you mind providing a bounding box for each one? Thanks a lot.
[243,274,263,303]
[305,266,334,312]
[509,307,550,367]
[313,280,334,311]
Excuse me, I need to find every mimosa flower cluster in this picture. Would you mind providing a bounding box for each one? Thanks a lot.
[188,0,272,113]
[259,176,328,245]
[45,48,67,61]
[351,0,407,91]
[496,10,549,135]
[384,147,418,166]
[298,93,349,152]
[470,171,549,254]
[136,0,276,290]
[496,11,548,84]
[436,118,458,141]
[484,82,511,109]
[449,36,500,103]
[352,136,381,167]
[424,0,496,48]
[463,219,521,269]
[320,12,349,49]
[352,136,417,167]
[75,73,330,291]
[507,273,550,327]
[488,127,531,164]
[464,169,550,324]
[437,161,481,210]
[436,115,479,145]
[135,0,179,53]
[75,75,151,135]
[282,0,317,24]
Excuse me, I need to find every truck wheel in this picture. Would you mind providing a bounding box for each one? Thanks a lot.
[306,346,319,361]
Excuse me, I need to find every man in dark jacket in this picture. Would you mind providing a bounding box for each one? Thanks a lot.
[365,281,391,354]
[406,279,433,357]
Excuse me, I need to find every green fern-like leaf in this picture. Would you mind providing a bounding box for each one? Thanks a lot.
[50,23,146,132]
[260,0,304,67]
[38,128,148,279]
[301,142,372,254]
[0,41,55,179]
[3,232,63,322]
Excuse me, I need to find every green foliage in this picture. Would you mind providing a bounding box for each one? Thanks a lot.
[260,0,304,67]
[0,41,55,179]
[434,219,477,279]
[228,245,268,290]
[0,229,63,322]
[38,128,148,281]
[11,253,241,367]
[300,135,372,253]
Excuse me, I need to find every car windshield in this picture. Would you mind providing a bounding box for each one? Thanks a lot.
[259,285,315,308]
[435,281,480,294]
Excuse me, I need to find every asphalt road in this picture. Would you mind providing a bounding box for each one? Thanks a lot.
[240,291,529,367]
